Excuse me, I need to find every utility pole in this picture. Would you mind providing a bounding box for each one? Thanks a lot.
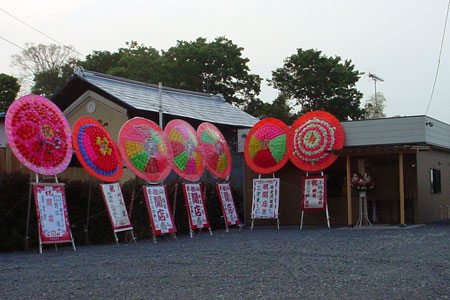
[368,73,384,115]
[158,82,163,128]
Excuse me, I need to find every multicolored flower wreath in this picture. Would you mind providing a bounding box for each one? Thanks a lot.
[164,119,204,182]
[5,94,72,175]
[197,122,232,179]
[72,117,123,182]
[118,117,173,182]
[288,111,344,172]
[244,118,289,174]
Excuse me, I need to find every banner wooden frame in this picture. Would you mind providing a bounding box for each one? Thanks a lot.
[216,182,241,233]
[32,181,76,254]
[182,183,213,238]
[142,184,177,243]
[99,182,137,245]
[250,177,280,230]
[300,173,330,229]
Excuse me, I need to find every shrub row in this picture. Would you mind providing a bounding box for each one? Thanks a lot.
[0,172,243,252]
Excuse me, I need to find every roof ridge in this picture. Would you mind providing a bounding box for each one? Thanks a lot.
[80,69,224,101]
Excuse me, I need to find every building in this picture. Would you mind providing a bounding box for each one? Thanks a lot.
[242,115,450,225]
[2,69,449,225]
[51,69,257,187]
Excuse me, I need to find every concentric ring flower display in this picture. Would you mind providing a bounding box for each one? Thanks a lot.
[244,118,289,174]
[72,117,123,182]
[165,119,204,182]
[288,111,344,172]
[118,118,173,182]
[5,94,72,175]
[197,122,231,179]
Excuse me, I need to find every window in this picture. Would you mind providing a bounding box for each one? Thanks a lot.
[430,169,441,194]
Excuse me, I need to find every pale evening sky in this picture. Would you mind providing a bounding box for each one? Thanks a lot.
[0,0,449,123]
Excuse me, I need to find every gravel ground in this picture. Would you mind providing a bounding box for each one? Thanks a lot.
[0,223,449,300]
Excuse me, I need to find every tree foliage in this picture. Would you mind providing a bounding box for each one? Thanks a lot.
[11,43,79,97]
[0,73,20,112]
[364,92,386,119]
[244,95,298,124]
[162,37,261,106]
[80,41,163,83]
[269,49,365,121]
[79,38,261,107]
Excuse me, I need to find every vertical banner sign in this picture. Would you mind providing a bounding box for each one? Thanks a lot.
[182,183,210,229]
[32,183,72,243]
[251,178,280,219]
[99,183,133,232]
[216,183,240,226]
[142,185,177,235]
[302,176,327,211]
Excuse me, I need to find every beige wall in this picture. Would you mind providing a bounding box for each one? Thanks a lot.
[64,91,128,144]
[416,149,450,223]
[0,146,31,174]
[61,91,134,183]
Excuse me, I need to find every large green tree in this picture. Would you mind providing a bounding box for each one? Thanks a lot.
[31,61,76,96]
[244,95,297,124]
[162,37,261,106]
[79,38,261,107]
[80,50,123,74]
[80,41,164,83]
[0,73,20,112]
[269,49,365,121]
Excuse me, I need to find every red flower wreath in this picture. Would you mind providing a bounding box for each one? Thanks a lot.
[288,111,344,172]
[72,117,123,182]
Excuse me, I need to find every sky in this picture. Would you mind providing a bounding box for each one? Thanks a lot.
[1,0,449,123]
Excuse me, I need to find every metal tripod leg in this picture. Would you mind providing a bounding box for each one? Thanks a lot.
[300,211,305,230]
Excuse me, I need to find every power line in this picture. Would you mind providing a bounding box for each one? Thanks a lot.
[0,7,84,57]
[0,35,26,51]
[425,0,450,115]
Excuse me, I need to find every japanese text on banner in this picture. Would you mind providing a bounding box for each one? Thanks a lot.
[251,178,280,219]
[144,186,175,234]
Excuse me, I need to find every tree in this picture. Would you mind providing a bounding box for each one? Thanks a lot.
[269,48,365,121]
[79,50,123,74]
[244,94,298,124]
[364,92,386,119]
[0,73,20,112]
[80,41,164,83]
[78,38,261,107]
[11,43,79,97]
[162,37,261,107]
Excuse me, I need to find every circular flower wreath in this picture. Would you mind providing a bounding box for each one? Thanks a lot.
[165,119,204,182]
[351,172,375,190]
[118,117,173,182]
[197,122,232,179]
[288,111,344,172]
[244,118,289,174]
[72,117,123,182]
[5,94,72,175]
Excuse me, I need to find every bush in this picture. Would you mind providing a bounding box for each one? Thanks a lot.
[0,172,33,252]
[0,172,244,252]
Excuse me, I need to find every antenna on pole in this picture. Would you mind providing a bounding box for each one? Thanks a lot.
[368,73,384,115]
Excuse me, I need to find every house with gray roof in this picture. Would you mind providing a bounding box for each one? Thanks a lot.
[51,69,257,188]
[53,69,257,129]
